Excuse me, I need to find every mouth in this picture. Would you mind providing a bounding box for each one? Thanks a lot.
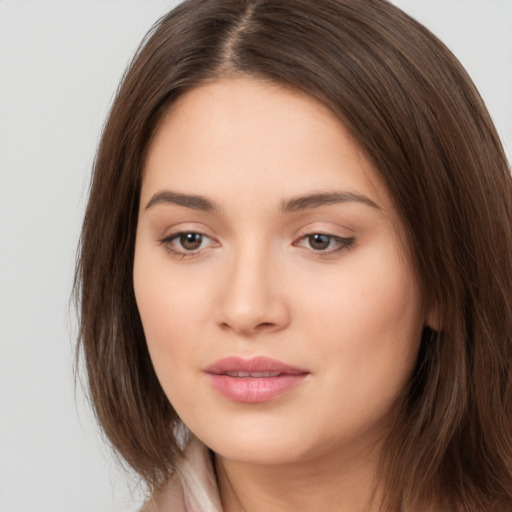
[221,371,284,378]
[204,356,309,403]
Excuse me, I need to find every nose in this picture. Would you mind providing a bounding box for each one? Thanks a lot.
[215,245,290,336]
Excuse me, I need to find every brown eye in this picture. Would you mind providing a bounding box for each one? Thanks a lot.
[307,233,331,250]
[294,233,356,254]
[160,231,217,258]
[179,232,203,250]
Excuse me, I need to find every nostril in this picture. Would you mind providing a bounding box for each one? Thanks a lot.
[256,322,274,329]
[215,277,290,335]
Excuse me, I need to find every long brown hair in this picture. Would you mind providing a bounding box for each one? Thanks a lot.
[75,1,512,509]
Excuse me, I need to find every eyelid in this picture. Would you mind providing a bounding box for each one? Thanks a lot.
[158,228,220,259]
[292,227,356,255]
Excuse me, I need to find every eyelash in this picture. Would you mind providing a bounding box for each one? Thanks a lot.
[158,231,355,259]
[159,231,217,259]
[294,233,356,255]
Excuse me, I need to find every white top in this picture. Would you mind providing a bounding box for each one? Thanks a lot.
[143,435,223,512]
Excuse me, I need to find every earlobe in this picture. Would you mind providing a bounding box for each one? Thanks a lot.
[425,304,442,333]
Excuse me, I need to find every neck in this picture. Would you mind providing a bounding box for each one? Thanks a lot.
[214,442,385,512]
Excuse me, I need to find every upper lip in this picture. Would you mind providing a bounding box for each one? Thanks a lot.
[205,356,309,376]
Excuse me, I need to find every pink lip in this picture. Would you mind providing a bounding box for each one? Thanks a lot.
[204,356,309,403]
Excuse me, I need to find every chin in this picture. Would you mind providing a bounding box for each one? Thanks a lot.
[188,417,309,465]
[212,438,305,465]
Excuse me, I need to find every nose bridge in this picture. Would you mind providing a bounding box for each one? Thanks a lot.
[217,237,288,334]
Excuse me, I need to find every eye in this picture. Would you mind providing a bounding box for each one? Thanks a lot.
[176,232,205,251]
[295,233,355,254]
[159,231,218,257]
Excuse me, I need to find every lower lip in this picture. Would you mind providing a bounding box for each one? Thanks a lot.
[207,374,308,403]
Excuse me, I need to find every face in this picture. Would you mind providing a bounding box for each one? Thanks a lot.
[134,77,428,466]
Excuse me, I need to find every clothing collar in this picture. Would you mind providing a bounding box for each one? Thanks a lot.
[146,435,223,512]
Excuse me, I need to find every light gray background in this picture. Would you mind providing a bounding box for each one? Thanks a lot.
[1,1,511,511]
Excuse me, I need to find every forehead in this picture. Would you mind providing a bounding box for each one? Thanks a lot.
[142,77,389,210]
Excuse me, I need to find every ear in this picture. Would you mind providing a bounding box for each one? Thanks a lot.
[425,302,442,332]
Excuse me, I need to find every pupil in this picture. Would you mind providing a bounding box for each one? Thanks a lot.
[309,234,330,250]
[180,233,202,250]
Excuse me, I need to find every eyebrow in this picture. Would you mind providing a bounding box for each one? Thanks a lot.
[144,190,380,213]
[281,192,380,212]
[145,191,216,211]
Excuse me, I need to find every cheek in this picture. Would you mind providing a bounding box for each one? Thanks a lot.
[294,241,424,392]
[133,243,204,383]
[298,248,422,339]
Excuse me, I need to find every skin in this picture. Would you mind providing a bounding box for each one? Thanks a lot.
[134,77,432,511]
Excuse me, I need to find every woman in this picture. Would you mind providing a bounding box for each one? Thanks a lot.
[75,1,512,510]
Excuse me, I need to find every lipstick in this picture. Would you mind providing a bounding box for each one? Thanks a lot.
[204,356,309,403]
